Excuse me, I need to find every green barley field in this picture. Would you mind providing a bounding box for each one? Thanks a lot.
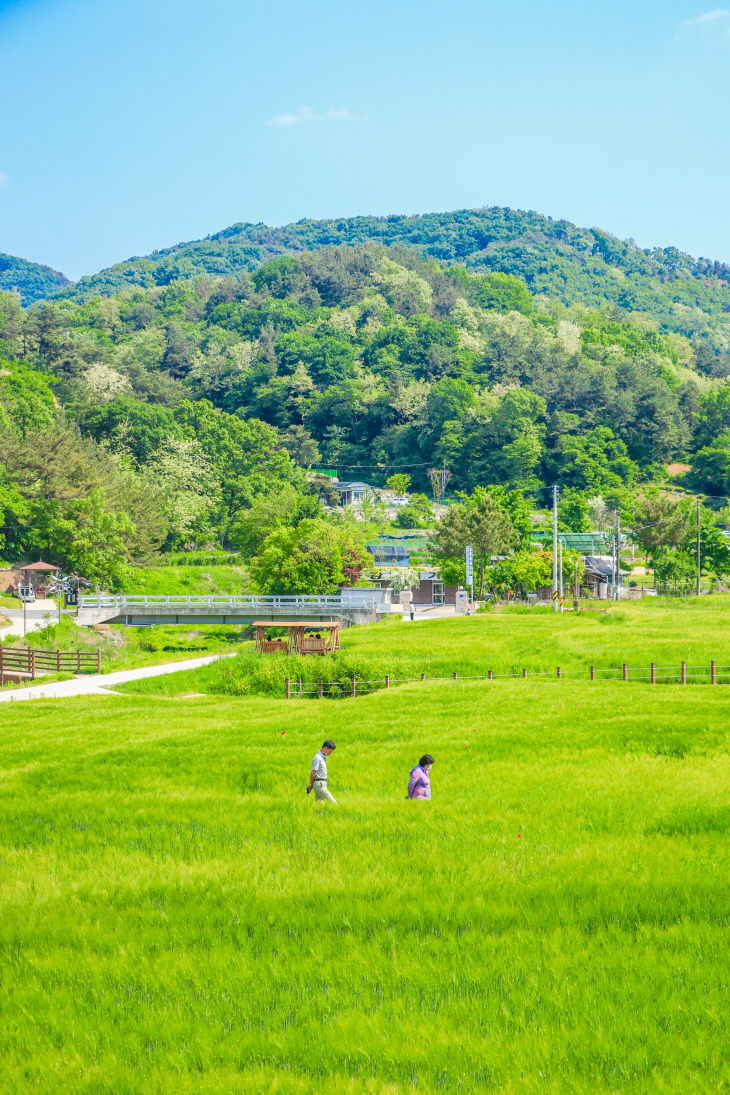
[1,607,730,1092]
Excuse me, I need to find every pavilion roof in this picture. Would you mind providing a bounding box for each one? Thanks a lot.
[251,620,341,628]
[20,561,59,571]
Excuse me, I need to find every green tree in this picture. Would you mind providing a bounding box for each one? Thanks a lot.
[250,519,370,594]
[488,486,532,548]
[385,473,411,494]
[435,487,518,597]
[57,488,134,587]
[152,438,221,549]
[396,493,432,529]
[558,427,637,492]
[228,486,321,559]
[558,488,590,532]
[488,549,552,599]
[653,550,696,594]
[691,431,730,495]
[632,491,687,558]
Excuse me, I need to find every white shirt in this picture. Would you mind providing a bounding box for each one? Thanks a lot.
[311,751,328,781]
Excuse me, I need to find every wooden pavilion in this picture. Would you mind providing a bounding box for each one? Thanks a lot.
[253,621,341,656]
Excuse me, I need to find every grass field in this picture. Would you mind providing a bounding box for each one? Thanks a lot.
[1,663,729,1091]
[119,595,730,699]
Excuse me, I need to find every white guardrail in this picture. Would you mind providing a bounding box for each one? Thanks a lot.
[79,591,390,610]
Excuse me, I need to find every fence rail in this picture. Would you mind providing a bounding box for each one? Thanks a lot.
[285,661,728,698]
[79,593,382,609]
[0,646,101,681]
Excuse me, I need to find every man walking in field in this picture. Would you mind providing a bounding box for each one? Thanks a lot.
[306,739,337,805]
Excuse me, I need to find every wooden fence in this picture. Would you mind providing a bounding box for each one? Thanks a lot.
[0,646,101,683]
[285,661,727,698]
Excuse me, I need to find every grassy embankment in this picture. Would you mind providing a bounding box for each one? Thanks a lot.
[119,595,730,698]
[0,558,250,685]
[0,670,728,1092]
[0,616,246,688]
[118,560,249,595]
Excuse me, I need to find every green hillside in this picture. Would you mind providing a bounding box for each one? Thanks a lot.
[0,252,70,306]
[3,225,730,586]
[53,208,730,369]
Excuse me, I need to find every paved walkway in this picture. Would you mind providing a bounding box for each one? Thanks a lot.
[0,599,66,638]
[0,653,233,703]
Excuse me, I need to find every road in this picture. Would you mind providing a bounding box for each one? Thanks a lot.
[0,653,233,703]
[0,599,66,638]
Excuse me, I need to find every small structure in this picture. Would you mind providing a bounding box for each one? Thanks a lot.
[19,565,58,591]
[19,560,59,597]
[367,539,411,566]
[253,621,341,655]
[583,555,629,599]
[335,480,372,505]
[373,569,459,606]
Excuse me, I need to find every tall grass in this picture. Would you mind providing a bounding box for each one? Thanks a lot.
[121,595,730,698]
[0,680,728,1091]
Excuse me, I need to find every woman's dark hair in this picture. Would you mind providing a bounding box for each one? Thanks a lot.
[419,754,434,767]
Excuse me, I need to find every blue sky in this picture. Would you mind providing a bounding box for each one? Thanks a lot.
[1,0,730,279]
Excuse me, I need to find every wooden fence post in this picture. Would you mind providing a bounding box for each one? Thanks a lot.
[556,666,561,679]
[318,679,323,699]
[622,663,628,682]
[711,660,716,685]
[453,671,458,680]
[681,661,687,685]
[285,678,290,700]
[77,650,81,673]
[385,675,390,689]
[30,649,35,680]
[522,668,527,679]
[651,663,656,685]
[351,676,356,698]
[57,649,61,672]
[96,651,101,673]
[590,665,595,681]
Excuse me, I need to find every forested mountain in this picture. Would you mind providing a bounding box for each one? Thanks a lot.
[49,208,730,371]
[3,234,730,586]
[0,252,70,306]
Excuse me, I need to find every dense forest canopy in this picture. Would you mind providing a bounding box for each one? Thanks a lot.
[2,209,730,588]
[6,206,730,369]
[0,252,70,306]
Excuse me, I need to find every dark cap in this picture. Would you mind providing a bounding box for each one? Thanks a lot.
[322,739,336,750]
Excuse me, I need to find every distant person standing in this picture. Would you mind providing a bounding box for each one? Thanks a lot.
[307,739,337,804]
[409,603,415,621]
[406,754,434,800]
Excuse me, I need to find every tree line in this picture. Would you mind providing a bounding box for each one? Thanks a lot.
[1,240,730,590]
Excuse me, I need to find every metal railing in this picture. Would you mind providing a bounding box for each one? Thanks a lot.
[79,592,382,610]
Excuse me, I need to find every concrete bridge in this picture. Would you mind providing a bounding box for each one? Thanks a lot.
[77,588,392,628]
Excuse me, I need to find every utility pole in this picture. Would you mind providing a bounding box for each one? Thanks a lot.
[696,497,701,596]
[552,484,558,614]
[616,512,621,602]
[558,538,564,613]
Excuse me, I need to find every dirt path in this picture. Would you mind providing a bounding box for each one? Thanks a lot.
[0,653,234,703]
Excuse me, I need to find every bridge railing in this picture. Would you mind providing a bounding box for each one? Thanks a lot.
[79,592,386,610]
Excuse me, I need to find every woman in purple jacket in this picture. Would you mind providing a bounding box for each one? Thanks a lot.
[406,754,434,800]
